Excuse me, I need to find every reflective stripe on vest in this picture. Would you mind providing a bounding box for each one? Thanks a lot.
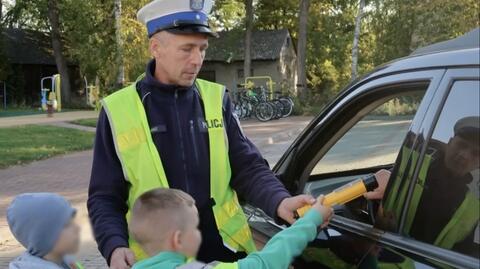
[434,191,479,249]
[388,146,479,249]
[177,261,238,269]
[384,146,426,224]
[102,79,256,261]
[402,152,432,234]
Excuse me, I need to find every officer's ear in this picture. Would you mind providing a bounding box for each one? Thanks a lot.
[150,32,168,58]
[149,37,161,59]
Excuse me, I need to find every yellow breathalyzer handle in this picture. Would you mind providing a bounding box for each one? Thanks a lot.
[294,174,378,219]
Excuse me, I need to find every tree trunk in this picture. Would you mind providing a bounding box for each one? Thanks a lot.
[297,0,310,103]
[114,0,125,87]
[244,0,253,79]
[47,0,71,103]
[351,0,365,80]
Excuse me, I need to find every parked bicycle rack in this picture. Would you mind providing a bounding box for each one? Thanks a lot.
[233,76,294,122]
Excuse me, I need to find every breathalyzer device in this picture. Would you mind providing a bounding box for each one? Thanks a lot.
[294,174,378,219]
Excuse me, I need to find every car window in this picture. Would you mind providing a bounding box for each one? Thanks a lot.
[311,91,425,175]
[403,80,480,258]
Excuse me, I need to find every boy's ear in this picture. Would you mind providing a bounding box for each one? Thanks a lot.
[172,230,182,251]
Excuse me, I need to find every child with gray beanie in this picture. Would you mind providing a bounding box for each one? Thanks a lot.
[7,193,84,269]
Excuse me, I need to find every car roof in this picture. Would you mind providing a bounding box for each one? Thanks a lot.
[411,28,479,56]
[353,28,480,86]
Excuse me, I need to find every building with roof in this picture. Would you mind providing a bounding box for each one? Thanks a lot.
[1,28,80,105]
[199,29,297,95]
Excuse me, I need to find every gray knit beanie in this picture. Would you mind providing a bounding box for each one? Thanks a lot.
[6,193,76,257]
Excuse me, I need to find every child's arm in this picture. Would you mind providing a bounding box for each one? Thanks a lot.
[237,209,324,269]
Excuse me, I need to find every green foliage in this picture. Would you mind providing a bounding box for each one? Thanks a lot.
[3,0,479,108]
[211,0,245,31]
[256,0,298,33]
[0,125,95,168]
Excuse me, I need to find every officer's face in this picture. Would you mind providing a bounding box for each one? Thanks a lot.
[151,31,208,87]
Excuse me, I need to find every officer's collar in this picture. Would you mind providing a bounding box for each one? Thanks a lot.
[144,59,191,92]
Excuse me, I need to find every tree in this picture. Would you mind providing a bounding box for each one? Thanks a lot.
[210,0,245,31]
[47,0,72,103]
[350,0,365,80]
[244,0,253,78]
[114,0,125,87]
[297,0,310,103]
[256,0,298,31]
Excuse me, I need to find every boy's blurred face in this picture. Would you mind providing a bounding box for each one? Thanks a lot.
[50,217,80,256]
[178,205,202,258]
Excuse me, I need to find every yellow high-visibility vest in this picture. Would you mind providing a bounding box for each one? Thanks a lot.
[385,146,479,249]
[101,78,256,260]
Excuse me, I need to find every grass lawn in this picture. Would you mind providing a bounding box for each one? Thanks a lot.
[0,108,45,117]
[0,125,95,169]
[70,118,98,128]
[0,108,79,118]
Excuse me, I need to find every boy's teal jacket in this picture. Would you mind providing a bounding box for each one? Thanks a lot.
[132,209,323,269]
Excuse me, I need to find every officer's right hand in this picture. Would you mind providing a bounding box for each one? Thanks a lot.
[110,247,135,269]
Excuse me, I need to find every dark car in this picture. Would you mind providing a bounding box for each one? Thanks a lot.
[244,28,480,269]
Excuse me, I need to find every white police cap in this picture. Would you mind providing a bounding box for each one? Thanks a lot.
[137,0,217,38]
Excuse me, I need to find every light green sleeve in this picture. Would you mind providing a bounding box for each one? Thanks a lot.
[236,209,323,269]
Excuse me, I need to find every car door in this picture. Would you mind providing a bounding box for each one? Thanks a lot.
[246,69,447,268]
[376,68,479,269]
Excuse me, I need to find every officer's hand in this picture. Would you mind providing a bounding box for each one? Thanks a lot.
[110,247,135,269]
[364,169,391,200]
[277,194,316,224]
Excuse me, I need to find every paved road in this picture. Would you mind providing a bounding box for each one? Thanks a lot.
[0,116,312,268]
[0,111,98,128]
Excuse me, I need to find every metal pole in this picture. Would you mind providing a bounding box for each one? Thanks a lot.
[2,81,5,110]
[84,77,89,106]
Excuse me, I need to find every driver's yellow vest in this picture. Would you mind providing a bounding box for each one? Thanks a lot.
[101,79,256,261]
[385,146,479,250]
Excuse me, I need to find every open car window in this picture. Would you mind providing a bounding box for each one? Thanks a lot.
[311,91,425,175]
[303,83,429,225]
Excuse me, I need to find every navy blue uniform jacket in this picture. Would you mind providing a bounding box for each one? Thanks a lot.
[87,60,291,264]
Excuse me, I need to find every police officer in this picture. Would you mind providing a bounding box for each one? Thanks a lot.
[87,1,316,269]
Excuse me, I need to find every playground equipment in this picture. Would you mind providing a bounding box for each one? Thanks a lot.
[84,77,100,109]
[41,74,62,112]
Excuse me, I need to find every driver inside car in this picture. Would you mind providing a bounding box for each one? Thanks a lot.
[363,116,480,257]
